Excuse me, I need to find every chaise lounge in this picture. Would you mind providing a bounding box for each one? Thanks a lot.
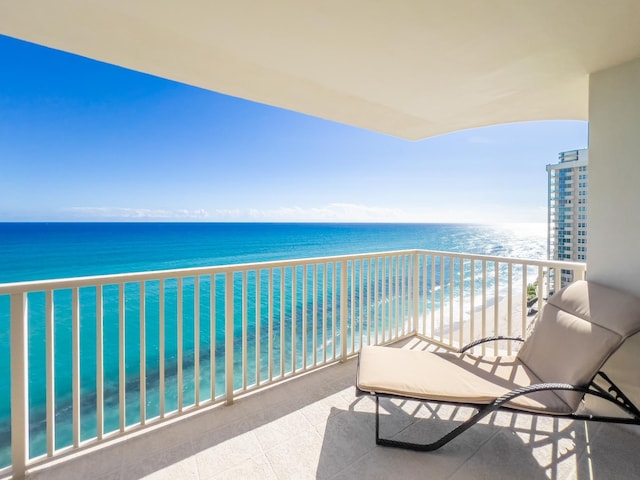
[356,280,640,451]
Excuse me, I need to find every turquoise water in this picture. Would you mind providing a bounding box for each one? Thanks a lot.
[0,222,546,465]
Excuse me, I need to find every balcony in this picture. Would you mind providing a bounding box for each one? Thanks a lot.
[8,249,634,479]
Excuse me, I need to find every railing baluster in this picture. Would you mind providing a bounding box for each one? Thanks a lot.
[395,256,400,340]
[388,257,392,341]
[399,256,404,339]
[302,266,307,370]
[359,260,365,349]
[292,266,297,373]
[384,256,388,342]
[494,262,499,354]
[403,257,407,336]
[10,292,28,480]
[159,280,165,418]
[45,290,55,456]
[368,259,374,345]
[470,259,475,349]
[340,261,347,361]
[384,257,389,343]
[118,283,125,432]
[140,282,146,423]
[522,265,528,339]
[332,262,337,360]
[242,271,248,389]
[268,268,273,381]
[96,286,104,439]
[459,259,464,349]
[482,261,487,355]
[373,258,378,345]
[177,277,183,412]
[256,269,261,386]
[430,256,436,339]
[449,256,454,346]
[280,267,285,376]
[210,274,216,401]
[351,260,356,353]
[323,264,327,362]
[72,288,81,445]
[225,272,234,405]
[422,255,428,336]
[312,265,317,366]
[507,263,513,355]
[194,276,200,406]
[439,256,445,343]
[410,253,420,335]
[537,266,544,313]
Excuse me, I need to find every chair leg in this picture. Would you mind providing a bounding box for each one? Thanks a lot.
[374,396,492,451]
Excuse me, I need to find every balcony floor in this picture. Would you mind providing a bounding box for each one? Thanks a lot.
[25,337,640,480]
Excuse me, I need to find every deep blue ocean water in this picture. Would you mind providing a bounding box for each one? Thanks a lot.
[0,222,546,465]
[0,222,546,283]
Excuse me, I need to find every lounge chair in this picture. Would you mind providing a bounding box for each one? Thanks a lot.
[356,280,640,451]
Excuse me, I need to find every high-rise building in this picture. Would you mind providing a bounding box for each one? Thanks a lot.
[547,149,588,288]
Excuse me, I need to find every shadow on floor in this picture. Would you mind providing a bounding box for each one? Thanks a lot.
[316,395,638,480]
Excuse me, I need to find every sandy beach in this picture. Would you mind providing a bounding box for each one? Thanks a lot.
[421,289,538,354]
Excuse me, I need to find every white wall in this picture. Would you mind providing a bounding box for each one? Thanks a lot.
[588,56,640,296]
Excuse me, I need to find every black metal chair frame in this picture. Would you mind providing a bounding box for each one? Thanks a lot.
[360,337,640,452]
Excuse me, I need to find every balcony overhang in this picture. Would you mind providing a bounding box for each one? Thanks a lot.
[1,1,640,140]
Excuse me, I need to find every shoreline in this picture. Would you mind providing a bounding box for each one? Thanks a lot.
[424,290,537,349]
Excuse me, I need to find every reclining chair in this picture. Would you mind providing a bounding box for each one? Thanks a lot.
[356,280,640,451]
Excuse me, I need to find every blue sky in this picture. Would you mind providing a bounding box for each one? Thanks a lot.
[0,34,588,223]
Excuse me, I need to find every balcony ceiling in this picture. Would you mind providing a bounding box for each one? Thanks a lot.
[1,1,640,140]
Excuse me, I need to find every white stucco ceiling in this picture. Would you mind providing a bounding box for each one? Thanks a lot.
[1,1,640,139]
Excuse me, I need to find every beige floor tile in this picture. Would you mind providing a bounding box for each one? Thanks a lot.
[27,463,88,480]
[26,442,126,480]
[449,430,553,480]
[192,427,263,479]
[313,409,378,479]
[254,410,314,452]
[206,453,277,480]
[264,429,325,480]
[329,446,437,480]
[300,397,351,429]
[129,456,199,480]
[570,423,640,480]
[121,441,196,480]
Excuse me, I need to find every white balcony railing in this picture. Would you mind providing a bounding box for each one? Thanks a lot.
[0,250,586,479]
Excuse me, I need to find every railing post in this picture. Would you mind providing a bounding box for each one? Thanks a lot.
[340,261,348,362]
[11,292,28,480]
[412,252,419,335]
[225,272,235,405]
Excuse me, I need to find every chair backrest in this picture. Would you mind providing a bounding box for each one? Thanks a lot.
[516,280,640,411]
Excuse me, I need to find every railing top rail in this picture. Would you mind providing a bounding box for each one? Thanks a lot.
[0,249,417,293]
[414,249,587,270]
[0,248,586,294]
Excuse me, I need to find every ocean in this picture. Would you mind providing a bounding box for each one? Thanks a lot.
[0,222,546,283]
[0,222,546,465]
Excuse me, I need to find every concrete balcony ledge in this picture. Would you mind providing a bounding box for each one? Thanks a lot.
[19,337,640,480]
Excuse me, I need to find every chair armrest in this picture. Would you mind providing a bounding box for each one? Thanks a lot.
[458,336,524,354]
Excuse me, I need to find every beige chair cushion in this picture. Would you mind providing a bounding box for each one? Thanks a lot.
[357,346,572,414]
[517,280,640,410]
[546,280,640,337]
[357,280,640,416]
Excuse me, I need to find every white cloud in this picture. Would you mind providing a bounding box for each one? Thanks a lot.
[66,206,240,220]
[64,201,546,224]
[247,203,415,222]
[65,203,419,222]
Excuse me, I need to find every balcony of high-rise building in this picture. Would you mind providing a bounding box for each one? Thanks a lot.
[1,2,640,479]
